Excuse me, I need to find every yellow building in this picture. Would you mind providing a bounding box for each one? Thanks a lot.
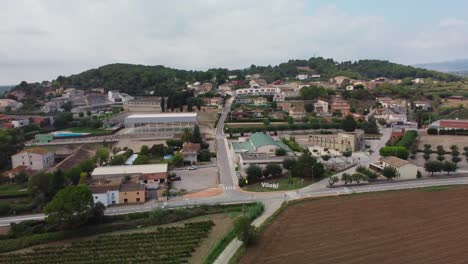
[119,182,145,204]
[308,131,364,152]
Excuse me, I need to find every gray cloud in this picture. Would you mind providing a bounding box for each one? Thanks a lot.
[0,0,467,84]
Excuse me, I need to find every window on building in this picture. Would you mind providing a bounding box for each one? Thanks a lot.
[124,199,128,203]
[137,192,139,195]
[136,198,140,202]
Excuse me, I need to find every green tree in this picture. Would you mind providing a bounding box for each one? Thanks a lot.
[95,148,110,165]
[198,149,211,162]
[292,149,325,180]
[140,145,149,156]
[382,166,399,180]
[170,153,184,167]
[282,158,297,184]
[79,172,88,185]
[234,216,258,246]
[286,116,294,125]
[341,173,352,184]
[245,165,263,183]
[275,148,286,156]
[328,175,339,187]
[264,164,282,178]
[442,161,457,175]
[351,173,368,184]
[191,125,202,143]
[44,185,94,230]
[181,128,192,143]
[263,119,271,127]
[304,104,314,113]
[379,146,409,160]
[133,155,150,165]
[361,117,379,134]
[424,160,443,176]
[341,115,357,132]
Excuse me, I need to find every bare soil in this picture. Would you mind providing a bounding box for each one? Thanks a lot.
[242,186,468,264]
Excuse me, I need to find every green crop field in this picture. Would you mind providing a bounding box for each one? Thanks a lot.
[1,221,214,264]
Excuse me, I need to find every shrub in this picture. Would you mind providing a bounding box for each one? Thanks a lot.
[427,128,438,135]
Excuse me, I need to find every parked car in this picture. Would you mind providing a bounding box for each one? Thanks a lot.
[188,166,198,170]
[170,175,182,181]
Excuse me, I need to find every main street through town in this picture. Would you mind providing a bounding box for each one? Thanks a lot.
[2,100,468,226]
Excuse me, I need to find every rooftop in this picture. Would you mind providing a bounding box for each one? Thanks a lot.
[17,147,51,156]
[240,152,286,161]
[181,142,201,153]
[126,113,197,119]
[120,182,145,192]
[89,184,119,193]
[232,133,291,152]
[380,156,409,168]
[91,164,168,176]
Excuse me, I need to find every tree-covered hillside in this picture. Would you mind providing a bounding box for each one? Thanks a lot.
[241,58,462,82]
[56,64,224,96]
[12,57,462,96]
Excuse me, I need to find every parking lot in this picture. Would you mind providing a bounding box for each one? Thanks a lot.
[171,166,219,192]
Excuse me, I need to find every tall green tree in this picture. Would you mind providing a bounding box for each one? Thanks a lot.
[181,128,192,143]
[191,125,202,144]
[44,185,94,230]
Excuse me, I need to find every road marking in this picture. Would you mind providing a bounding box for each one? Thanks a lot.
[223,185,235,191]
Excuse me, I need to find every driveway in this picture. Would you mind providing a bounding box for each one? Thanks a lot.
[172,166,219,192]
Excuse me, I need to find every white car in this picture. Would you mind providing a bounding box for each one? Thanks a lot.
[188,166,198,170]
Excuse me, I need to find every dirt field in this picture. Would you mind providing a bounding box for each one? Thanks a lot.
[242,186,468,264]
[418,133,468,150]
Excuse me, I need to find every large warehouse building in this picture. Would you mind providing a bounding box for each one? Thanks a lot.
[124,113,197,136]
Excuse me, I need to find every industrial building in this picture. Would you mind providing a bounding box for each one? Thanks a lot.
[91,164,168,187]
[124,113,197,136]
[123,97,163,112]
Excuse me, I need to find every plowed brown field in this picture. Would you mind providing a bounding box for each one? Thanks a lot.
[241,186,468,264]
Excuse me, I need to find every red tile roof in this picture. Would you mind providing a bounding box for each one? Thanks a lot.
[440,120,468,129]
[181,142,201,153]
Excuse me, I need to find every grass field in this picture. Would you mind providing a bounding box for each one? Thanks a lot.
[242,177,313,192]
[0,184,28,197]
[241,186,468,264]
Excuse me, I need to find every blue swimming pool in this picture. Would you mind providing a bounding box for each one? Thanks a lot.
[52,131,89,138]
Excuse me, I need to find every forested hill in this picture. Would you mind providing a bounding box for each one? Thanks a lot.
[15,57,462,96]
[245,58,462,82]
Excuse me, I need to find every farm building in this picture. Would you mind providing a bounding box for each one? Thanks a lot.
[91,164,168,187]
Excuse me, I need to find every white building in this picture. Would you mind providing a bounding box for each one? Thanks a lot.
[41,101,61,113]
[372,156,418,180]
[296,74,309,80]
[235,87,281,97]
[314,100,329,114]
[124,113,198,136]
[238,153,286,172]
[11,119,30,128]
[0,99,23,112]
[11,147,55,171]
[388,114,407,124]
[90,185,120,207]
[108,90,134,103]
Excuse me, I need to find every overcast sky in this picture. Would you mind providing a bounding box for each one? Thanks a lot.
[1,0,468,84]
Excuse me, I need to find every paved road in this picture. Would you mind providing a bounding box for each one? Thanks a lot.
[3,176,468,226]
[215,97,238,193]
